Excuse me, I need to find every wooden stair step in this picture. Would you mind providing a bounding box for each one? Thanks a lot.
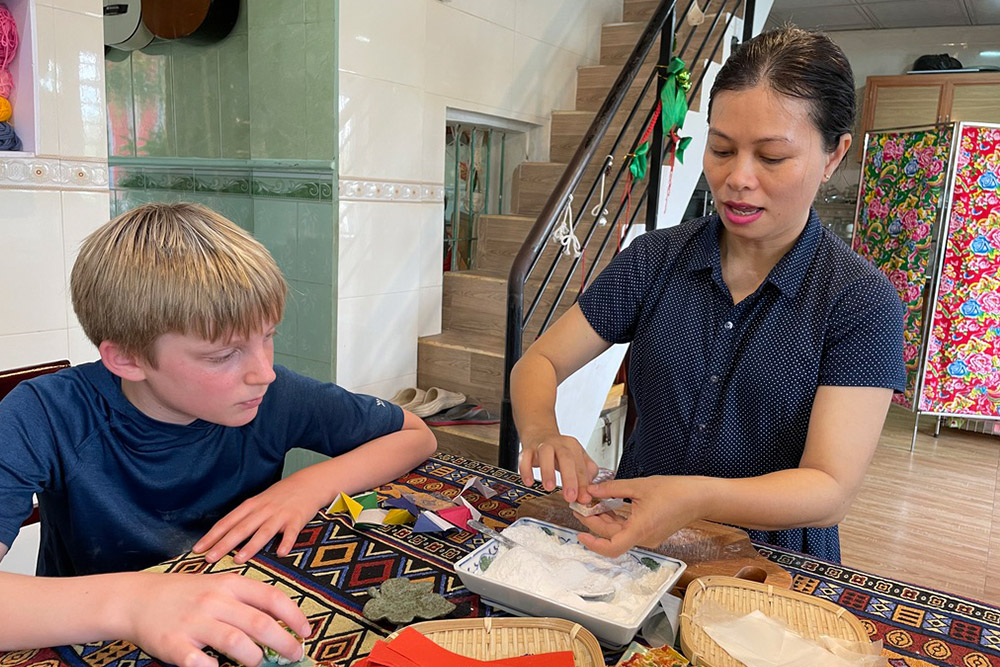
[576,57,711,115]
[441,271,507,337]
[576,62,656,112]
[600,16,727,71]
[601,21,663,66]
[431,423,500,466]
[417,329,504,416]
[550,106,661,164]
[441,269,590,342]
[623,0,658,23]
[477,214,617,279]
[512,161,649,221]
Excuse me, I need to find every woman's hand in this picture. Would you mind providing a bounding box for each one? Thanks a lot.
[122,572,310,667]
[193,475,323,564]
[575,476,706,557]
[519,433,599,503]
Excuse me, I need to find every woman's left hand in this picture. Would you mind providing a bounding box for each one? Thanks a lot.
[575,476,705,558]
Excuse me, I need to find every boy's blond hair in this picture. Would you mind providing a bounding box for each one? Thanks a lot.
[71,202,287,364]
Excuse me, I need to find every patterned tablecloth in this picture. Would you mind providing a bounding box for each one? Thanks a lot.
[3,453,999,667]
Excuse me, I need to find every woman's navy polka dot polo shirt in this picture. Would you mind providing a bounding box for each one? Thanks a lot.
[578,209,905,562]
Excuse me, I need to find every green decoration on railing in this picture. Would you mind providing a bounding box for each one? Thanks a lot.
[629,141,650,180]
[626,58,693,182]
[661,57,692,164]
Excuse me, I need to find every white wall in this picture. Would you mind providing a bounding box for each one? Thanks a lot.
[830,25,1000,85]
[335,0,622,395]
[826,25,1000,194]
[0,0,107,371]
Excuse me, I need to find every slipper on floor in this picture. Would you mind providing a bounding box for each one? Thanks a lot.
[411,387,466,418]
[425,403,499,426]
[387,387,426,411]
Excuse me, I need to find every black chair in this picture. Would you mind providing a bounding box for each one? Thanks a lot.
[0,360,71,526]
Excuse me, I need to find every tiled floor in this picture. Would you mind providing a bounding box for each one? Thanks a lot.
[839,405,1000,606]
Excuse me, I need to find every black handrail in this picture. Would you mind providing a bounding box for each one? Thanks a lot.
[498,0,756,471]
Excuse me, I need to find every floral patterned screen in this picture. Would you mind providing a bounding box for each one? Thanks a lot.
[919,123,1000,418]
[853,127,952,409]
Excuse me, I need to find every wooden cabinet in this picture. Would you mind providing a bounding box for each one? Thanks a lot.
[858,72,1000,158]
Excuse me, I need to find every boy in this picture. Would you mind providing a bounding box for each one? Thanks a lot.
[0,203,436,667]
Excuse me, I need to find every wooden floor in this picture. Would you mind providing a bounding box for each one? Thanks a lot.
[840,405,1000,605]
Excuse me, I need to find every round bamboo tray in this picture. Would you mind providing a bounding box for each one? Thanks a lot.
[387,617,604,666]
[679,575,869,666]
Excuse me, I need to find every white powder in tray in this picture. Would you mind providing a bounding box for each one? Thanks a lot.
[480,523,676,625]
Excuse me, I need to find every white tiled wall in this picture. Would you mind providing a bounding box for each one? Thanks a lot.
[0,0,107,370]
[336,0,621,394]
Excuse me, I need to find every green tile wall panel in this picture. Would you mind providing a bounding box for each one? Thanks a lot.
[292,279,333,361]
[130,44,176,157]
[172,44,222,158]
[248,0,306,27]
[297,201,335,285]
[305,0,336,24]
[105,56,136,156]
[274,288,300,359]
[281,448,331,479]
[253,198,298,277]
[248,24,307,159]
[218,33,252,159]
[304,20,336,160]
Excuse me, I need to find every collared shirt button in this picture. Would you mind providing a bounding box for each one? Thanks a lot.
[724,321,734,330]
[710,375,720,384]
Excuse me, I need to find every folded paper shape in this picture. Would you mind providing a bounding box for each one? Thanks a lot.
[437,505,473,531]
[459,476,498,499]
[329,491,416,527]
[385,495,422,515]
[456,496,481,523]
[384,508,416,525]
[413,512,458,533]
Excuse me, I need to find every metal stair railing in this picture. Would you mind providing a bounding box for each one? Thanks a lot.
[499,0,757,470]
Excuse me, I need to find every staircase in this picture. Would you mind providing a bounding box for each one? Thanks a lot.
[419,0,749,464]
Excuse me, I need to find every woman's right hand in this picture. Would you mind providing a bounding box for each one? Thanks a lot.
[121,572,310,667]
[519,433,599,503]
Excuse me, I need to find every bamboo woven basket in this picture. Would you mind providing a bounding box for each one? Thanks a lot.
[679,576,869,666]
[387,617,604,666]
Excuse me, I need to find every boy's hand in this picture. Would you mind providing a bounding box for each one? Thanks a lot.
[124,572,310,667]
[193,475,322,564]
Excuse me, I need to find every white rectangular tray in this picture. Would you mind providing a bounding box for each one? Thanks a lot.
[454,517,686,647]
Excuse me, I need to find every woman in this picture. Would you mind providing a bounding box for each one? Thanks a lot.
[511,26,905,563]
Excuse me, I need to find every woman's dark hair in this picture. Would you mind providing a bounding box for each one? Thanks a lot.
[708,26,855,153]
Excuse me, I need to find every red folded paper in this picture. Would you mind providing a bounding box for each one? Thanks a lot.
[352,627,575,667]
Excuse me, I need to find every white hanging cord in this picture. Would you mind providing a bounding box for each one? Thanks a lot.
[591,155,613,226]
[687,0,705,26]
[551,193,582,257]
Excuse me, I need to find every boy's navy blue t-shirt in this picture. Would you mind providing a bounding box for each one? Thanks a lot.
[578,211,905,562]
[0,362,403,576]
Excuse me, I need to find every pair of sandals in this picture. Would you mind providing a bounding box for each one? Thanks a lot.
[388,387,498,425]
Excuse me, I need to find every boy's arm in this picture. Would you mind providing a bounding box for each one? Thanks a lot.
[195,410,436,564]
[0,567,308,666]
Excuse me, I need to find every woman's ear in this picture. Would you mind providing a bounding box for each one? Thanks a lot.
[99,340,147,382]
[824,133,853,180]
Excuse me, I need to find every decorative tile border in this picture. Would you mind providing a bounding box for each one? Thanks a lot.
[0,156,109,191]
[338,178,444,203]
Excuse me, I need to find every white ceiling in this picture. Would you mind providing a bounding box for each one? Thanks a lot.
[765,0,1000,31]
